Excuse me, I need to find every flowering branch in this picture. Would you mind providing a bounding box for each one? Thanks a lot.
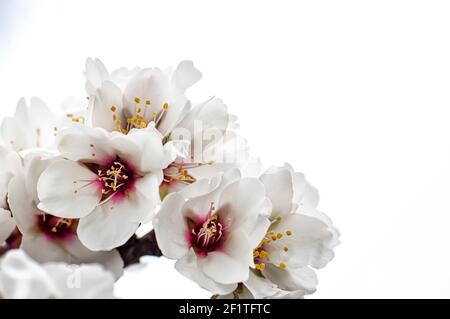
[118,229,162,267]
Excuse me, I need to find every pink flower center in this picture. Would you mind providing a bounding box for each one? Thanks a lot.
[97,158,136,202]
[36,214,77,241]
[189,208,226,256]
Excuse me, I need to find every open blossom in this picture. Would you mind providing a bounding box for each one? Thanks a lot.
[85,58,201,136]
[0,97,90,155]
[85,58,248,197]
[7,152,123,277]
[0,249,115,299]
[221,164,340,299]
[0,97,57,153]
[154,169,271,294]
[36,124,175,251]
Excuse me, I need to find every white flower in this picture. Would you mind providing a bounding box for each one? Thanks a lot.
[0,97,91,155]
[154,169,271,294]
[85,58,249,197]
[0,98,58,153]
[86,58,201,136]
[161,99,249,195]
[223,164,340,299]
[0,249,115,299]
[7,152,124,278]
[36,124,174,251]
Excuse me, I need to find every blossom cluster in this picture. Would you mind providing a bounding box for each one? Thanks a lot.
[0,59,339,299]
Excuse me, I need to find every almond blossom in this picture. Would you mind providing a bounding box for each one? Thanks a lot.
[7,152,123,277]
[154,169,271,294]
[219,164,340,299]
[36,124,175,251]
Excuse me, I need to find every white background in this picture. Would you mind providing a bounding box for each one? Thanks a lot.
[1,0,450,298]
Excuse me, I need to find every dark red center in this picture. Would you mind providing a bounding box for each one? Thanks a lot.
[189,214,225,256]
[96,157,136,202]
[36,214,78,241]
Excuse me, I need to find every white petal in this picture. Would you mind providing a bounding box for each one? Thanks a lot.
[0,208,15,243]
[21,234,70,263]
[259,168,294,218]
[268,213,337,269]
[1,116,29,152]
[154,193,190,260]
[162,140,190,168]
[171,60,202,93]
[57,126,115,164]
[243,271,287,299]
[62,238,124,280]
[43,263,115,298]
[27,97,57,149]
[85,57,109,95]
[111,125,166,174]
[7,175,36,234]
[23,153,52,203]
[123,68,171,121]
[217,178,267,231]
[180,168,241,222]
[0,249,57,299]
[77,202,139,251]
[0,172,13,209]
[177,175,222,199]
[249,215,271,249]
[262,264,318,294]
[175,249,237,294]
[175,98,229,156]
[199,230,252,284]
[37,160,101,219]
[90,81,124,132]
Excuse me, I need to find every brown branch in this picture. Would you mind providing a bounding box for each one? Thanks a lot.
[118,229,162,267]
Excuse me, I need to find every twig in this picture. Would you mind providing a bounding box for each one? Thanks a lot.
[118,229,162,267]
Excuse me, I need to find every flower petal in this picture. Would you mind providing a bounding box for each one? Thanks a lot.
[267,213,337,269]
[37,160,101,219]
[7,175,36,234]
[85,57,109,95]
[262,264,318,294]
[62,238,124,280]
[217,178,267,231]
[43,263,115,299]
[111,125,166,174]
[259,168,294,218]
[77,202,140,251]
[0,250,57,299]
[0,208,15,243]
[21,234,70,263]
[199,230,252,284]
[90,81,124,132]
[175,249,237,294]
[171,60,202,93]
[154,193,190,260]
[57,126,115,164]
